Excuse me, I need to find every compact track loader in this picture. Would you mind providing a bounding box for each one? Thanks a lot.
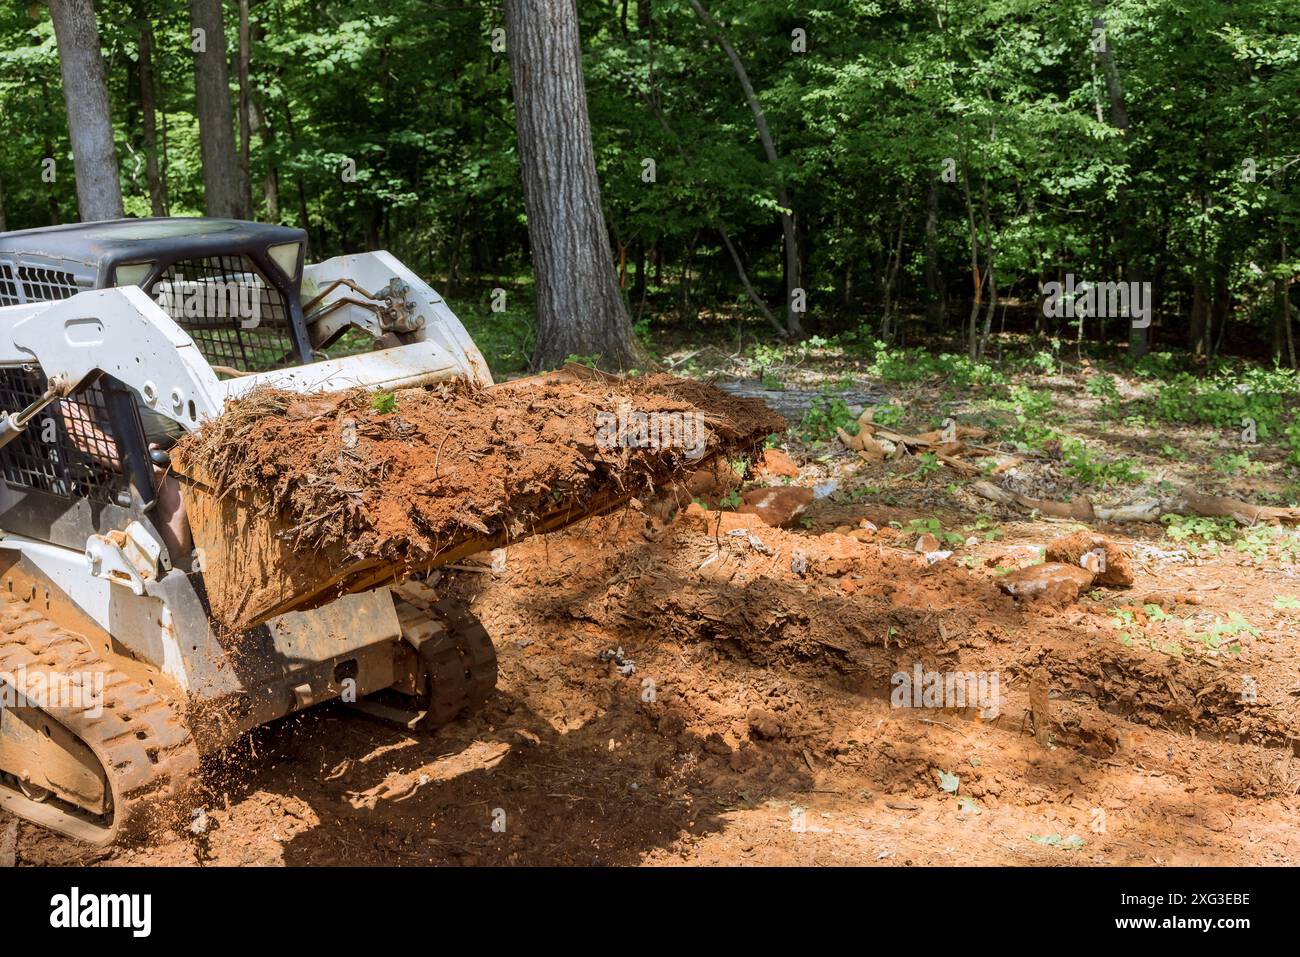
[0,218,504,845]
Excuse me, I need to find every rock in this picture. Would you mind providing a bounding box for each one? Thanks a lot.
[989,544,1044,568]
[738,486,815,527]
[999,562,1096,607]
[702,732,732,756]
[912,532,953,563]
[1045,531,1134,587]
[685,458,742,500]
[679,502,767,535]
[728,748,756,772]
[747,709,785,740]
[658,713,687,737]
[758,447,800,478]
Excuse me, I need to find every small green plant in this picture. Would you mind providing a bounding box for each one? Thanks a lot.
[751,342,787,367]
[1060,438,1145,488]
[371,391,397,414]
[965,515,1004,541]
[871,402,905,428]
[1085,374,1123,419]
[913,451,941,479]
[1184,612,1255,654]
[1212,451,1265,477]
[799,394,858,442]
[1161,514,1236,550]
[1235,526,1275,564]
[903,517,964,547]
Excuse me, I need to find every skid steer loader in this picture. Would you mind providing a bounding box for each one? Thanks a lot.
[0,217,505,845]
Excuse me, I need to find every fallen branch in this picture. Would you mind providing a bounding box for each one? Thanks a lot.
[970,480,1300,526]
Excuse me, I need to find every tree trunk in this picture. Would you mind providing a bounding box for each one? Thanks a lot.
[136,11,166,216]
[720,229,784,335]
[924,174,943,330]
[1092,2,1147,358]
[47,0,123,222]
[250,97,278,220]
[1190,276,1209,358]
[190,0,249,218]
[688,0,802,337]
[237,0,254,217]
[1210,269,1230,358]
[504,0,643,371]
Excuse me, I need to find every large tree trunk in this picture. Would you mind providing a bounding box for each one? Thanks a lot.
[190,0,249,218]
[688,0,802,337]
[1092,2,1146,358]
[47,0,123,222]
[504,0,643,371]
[237,0,254,217]
[136,11,166,216]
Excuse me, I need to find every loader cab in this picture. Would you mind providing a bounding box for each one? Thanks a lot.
[0,217,312,375]
[0,218,310,557]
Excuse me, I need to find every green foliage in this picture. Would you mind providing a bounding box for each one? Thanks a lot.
[1154,369,1300,438]
[913,451,941,479]
[1060,437,1145,488]
[1161,514,1237,551]
[798,394,857,442]
[862,342,1005,388]
[902,517,964,547]
[871,402,905,428]
[370,391,397,414]
[1085,374,1124,420]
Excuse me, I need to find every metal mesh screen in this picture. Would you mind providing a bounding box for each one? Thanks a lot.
[156,256,298,373]
[0,264,18,307]
[16,266,78,301]
[0,369,132,504]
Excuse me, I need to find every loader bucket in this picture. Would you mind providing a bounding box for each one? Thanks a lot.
[173,366,784,632]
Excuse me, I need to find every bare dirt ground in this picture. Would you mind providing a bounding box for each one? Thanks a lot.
[7,345,1300,867]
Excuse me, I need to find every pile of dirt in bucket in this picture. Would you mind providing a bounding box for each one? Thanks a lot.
[171,369,783,630]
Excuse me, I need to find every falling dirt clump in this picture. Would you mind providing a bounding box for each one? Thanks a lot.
[1044,530,1134,587]
[171,371,783,630]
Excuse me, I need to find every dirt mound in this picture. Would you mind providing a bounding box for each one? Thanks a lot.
[172,370,784,630]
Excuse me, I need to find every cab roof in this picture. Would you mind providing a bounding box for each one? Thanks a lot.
[0,218,307,273]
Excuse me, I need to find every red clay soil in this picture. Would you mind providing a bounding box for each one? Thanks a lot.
[10,498,1298,867]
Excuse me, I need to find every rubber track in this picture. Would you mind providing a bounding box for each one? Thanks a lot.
[393,584,497,726]
[0,594,200,846]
